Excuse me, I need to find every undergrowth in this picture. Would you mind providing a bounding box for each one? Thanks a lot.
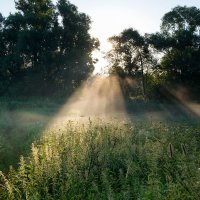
[0,119,200,199]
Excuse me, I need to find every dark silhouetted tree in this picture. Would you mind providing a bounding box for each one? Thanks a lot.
[148,6,200,87]
[107,28,156,97]
[0,0,98,96]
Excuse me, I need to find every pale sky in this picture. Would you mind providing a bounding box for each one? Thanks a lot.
[1,0,200,73]
[1,0,200,41]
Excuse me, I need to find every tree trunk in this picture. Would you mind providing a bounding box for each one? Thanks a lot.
[139,54,146,98]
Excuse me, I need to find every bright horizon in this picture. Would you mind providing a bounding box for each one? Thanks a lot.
[1,0,200,73]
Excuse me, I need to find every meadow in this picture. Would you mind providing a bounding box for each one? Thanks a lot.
[0,97,200,199]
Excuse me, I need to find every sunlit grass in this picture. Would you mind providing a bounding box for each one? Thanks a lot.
[0,118,200,199]
[0,93,200,199]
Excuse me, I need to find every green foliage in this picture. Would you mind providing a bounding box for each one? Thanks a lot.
[161,6,200,33]
[0,117,200,199]
[107,6,200,100]
[148,6,200,87]
[145,72,169,100]
[107,28,157,98]
[0,97,60,173]
[0,0,98,96]
[107,28,154,78]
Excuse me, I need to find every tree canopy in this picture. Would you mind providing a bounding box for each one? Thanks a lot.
[107,28,156,96]
[107,6,200,99]
[0,0,98,96]
[1,4,200,99]
[148,6,200,86]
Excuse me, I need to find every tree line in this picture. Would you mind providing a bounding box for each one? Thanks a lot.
[0,0,98,96]
[0,2,200,99]
[107,6,200,100]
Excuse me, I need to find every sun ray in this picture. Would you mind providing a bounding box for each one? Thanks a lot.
[45,75,128,129]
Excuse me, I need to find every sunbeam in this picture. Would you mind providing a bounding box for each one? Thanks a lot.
[46,75,127,128]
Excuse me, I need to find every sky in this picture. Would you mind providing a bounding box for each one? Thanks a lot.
[1,0,200,72]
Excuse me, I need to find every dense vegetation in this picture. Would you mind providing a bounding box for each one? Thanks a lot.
[0,1,200,199]
[0,2,200,99]
[0,97,59,172]
[0,108,200,199]
[0,0,98,96]
[107,6,200,99]
[0,98,200,199]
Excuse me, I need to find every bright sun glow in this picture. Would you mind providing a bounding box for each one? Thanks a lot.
[93,40,113,75]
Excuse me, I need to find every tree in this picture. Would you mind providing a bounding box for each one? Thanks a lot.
[0,13,7,93]
[56,0,98,86]
[0,0,98,96]
[148,6,200,86]
[107,28,156,97]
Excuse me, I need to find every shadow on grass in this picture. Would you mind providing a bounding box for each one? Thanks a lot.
[0,98,62,173]
[125,96,200,122]
[1,88,200,173]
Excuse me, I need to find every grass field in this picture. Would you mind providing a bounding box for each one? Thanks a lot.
[0,98,60,172]
[0,98,200,199]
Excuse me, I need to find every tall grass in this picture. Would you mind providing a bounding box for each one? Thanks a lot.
[0,97,59,173]
[0,119,200,199]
